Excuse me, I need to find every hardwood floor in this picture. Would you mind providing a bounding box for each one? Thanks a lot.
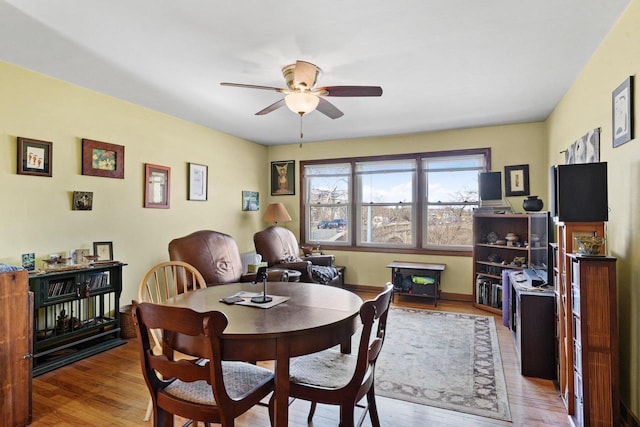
[30,292,571,426]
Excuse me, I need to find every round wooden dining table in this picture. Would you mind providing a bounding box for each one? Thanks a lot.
[163,281,363,427]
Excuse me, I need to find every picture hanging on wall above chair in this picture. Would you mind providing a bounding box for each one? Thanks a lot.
[242,191,259,211]
[271,160,295,196]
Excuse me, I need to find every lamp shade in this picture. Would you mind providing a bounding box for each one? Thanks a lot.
[284,92,319,115]
[263,203,292,224]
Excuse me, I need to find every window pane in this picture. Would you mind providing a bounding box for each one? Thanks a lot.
[357,160,415,203]
[427,170,479,203]
[308,205,349,243]
[360,205,413,246]
[307,176,350,204]
[360,171,413,203]
[424,155,485,170]
[425,205,475,246]
[305,163,351,176]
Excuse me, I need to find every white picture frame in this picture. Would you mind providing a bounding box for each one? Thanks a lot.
[188,162,208,201]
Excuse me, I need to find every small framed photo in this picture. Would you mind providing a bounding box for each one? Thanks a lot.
[504,164,530,197]
[21,253,35,271]
[271,160,295,196]
[72,191,93,210]
[242,191,259,211]
[144,163,171,208]
[17,137,52,177]
[613,76,633,148]
[93,241,113,261]
[188,162,208,201]
[82,139,125,179]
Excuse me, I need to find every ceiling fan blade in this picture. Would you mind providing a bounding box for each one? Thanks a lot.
[293,60,320,88]
[315,85,383,97]
[221,82,286,93]
[316,97,344,119]
[255,99,286,115]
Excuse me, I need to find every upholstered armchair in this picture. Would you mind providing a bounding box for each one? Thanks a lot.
[253,226,341,286]
[168,230,285,286]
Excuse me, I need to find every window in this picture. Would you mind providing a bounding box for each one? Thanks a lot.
[302,148,489,252]
[305,163,351,244]
[356,159,416,248]
[422,154,486,250]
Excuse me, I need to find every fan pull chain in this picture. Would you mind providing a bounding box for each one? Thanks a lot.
[299,112,304,148]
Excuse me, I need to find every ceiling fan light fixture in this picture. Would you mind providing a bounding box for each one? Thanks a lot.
[284,92,319,115]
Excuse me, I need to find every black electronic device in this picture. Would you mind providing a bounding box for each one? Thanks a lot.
[551,162,608,222]
[479,171,502,201]
[522,269,548,287]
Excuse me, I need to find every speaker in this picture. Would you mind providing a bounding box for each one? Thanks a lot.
[549,166,558,217]
[479,171,502,201]
[553,162,608,222]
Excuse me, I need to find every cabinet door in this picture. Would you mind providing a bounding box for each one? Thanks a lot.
[0,270,32,426]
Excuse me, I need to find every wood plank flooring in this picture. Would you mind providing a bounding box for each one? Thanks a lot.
[30,292,571,426]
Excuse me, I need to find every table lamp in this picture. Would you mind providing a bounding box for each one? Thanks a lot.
[263,202,292,225]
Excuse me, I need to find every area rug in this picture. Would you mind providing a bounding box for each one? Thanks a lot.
[375,307,511,421]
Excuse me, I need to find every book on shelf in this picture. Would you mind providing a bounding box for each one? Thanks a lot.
[475,275,503,308]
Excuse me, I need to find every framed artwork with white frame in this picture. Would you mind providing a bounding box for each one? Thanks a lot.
[188,162,208,201]
[613,76,633,148]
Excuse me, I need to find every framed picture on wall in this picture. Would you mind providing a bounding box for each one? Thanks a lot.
[242,191,259,211]
[613,76,633,148]
[82,139,125,179]
[17,137,52,177]
[504,164,530,197]
[271,160,295,196]
[144,163,171,208]
[72,191,93,210]
[188,162,208,201]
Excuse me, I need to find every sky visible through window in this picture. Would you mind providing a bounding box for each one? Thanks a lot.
[360,171,479,203]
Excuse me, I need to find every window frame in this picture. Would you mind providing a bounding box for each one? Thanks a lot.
[301,148,491,256]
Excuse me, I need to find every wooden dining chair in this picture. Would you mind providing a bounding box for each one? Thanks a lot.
[138,261,208,422]
[132,300,275,427]
[271,283,393,427]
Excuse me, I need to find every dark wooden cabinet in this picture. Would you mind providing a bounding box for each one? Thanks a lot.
[508,271,555,379]
[568,254,619,427]
[0,269,32,426]
[553,221,606,414]
[473,212,549,314]
[29,263,126,376]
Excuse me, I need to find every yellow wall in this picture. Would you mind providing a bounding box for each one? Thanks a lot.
[266,122,548,295]
[0,61,269,305]
[547,0,639,415]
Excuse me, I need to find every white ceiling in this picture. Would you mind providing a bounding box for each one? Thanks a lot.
[0,0,631,146]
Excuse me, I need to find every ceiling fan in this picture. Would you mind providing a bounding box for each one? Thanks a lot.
[220,60,383,119]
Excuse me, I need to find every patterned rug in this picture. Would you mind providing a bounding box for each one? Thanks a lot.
[375,308,511,421]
